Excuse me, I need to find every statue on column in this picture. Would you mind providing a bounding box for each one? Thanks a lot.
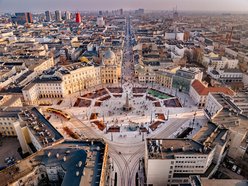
[123,93,132,111]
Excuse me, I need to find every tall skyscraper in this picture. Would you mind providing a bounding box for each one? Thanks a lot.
[64,11,71,20]
[26,12,33,23]
[75,12,81,23]
[55,10,62,22]
[45,11,51,22]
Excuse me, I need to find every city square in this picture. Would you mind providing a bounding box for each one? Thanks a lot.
[47,80,205,141]
[0,3,248,186]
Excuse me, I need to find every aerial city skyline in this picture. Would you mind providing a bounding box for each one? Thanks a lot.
[1,0,248,12]
[0,1,248,186]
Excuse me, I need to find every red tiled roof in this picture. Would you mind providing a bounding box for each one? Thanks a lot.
[192,80,235,96]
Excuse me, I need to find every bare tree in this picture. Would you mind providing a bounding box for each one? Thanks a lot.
[192,47,203,64]
[183,49,192,63]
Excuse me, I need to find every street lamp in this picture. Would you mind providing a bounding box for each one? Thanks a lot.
[111,132,113,141]
[150,111,153,124]
[147,122,150,134]
[105,121,108,134]
[103,112,108,134]
[192,111,197,128]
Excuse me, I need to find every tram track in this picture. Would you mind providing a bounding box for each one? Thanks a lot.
[108,151,126,186]
[108,144,131,186]
[127,147,144,186]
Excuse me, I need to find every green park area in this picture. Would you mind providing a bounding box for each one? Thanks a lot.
[147,89,172,99]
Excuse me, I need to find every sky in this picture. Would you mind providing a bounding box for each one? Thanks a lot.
[0,0,248,13]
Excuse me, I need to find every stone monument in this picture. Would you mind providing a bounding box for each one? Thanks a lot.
[123,93,132,111]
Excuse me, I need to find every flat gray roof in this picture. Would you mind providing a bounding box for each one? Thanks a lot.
[18,107,64,149]
[0,139,107,186]
[146,138,211,160]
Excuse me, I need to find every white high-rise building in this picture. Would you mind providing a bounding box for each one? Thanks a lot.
[97,16,105,27]
[64,11,71,20]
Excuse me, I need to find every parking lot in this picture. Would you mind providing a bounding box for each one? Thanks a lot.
[0,137,22,167]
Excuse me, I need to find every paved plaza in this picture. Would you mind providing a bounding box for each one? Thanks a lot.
[47,81,204,140]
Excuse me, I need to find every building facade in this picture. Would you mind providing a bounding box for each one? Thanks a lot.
[45,11,51,22]
[204,93,224,119]
[23,63,101,104]
[75,12,81,23]
[189,80,234,108]
[156,70,174,88]
[145,139,215,186]
[11,13,29,25]
[22,50,121,104]
[172,67,203,93]
[0,111,19,136]
[101,49,119,84]
[55,10,62,22]
[207,68,243,83]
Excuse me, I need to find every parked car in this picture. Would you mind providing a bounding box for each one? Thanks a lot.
[6,157,15,165]
[232,165,237,172]
[4,157,10,163]
[237,168,242,175]
[6,159,12,165]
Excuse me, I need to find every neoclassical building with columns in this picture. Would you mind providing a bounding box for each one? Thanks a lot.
[22,48,121,104]
[100,48,120,84]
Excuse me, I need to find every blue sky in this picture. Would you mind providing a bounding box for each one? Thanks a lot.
[0,0,248,12]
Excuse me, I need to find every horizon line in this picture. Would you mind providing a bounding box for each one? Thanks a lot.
[1,9,248,14]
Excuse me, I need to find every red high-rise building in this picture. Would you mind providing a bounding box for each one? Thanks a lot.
[26,12,33,23]
[75,12,81,23]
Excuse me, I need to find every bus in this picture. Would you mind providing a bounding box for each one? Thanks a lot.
[46,108,71,120]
